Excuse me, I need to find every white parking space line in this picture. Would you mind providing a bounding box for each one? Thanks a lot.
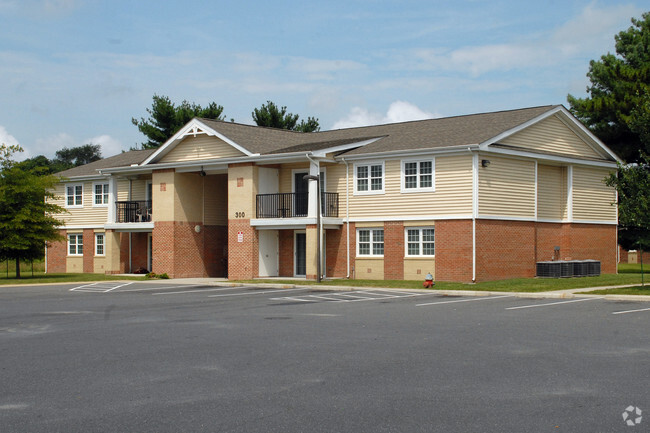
[416,294,513,307]
[208,288,309,298]
[612,307,650,315]
[118,284,204,293]
[271,289,433,303]
[70,282,133,293]
[505,297,604,310]
[150,286,253,295]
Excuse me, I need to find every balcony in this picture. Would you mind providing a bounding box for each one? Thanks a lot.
[116,200,152,223]
[256,193,339,218]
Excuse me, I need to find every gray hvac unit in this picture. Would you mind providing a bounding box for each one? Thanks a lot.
[584,260,601,276]
[573,261,589,277]
[559,261,574,278]
[536,261,561,278]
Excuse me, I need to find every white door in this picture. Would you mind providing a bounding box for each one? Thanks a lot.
[258,230,279,277]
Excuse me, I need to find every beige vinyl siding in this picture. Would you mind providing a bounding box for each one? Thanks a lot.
[52,181,108,226]
[501,114,605,159]
[204,174,228,225]
[479,156,535,218]
[572,166,617,222]
[340,155,473,219]
[278,163,309,193]
[537,164,568,220]
[159,135,245,163]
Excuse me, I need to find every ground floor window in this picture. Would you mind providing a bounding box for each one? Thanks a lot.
[95,233,104,256]
[68,234,83,256]
[357,228,384,256]
[405,227,435,256]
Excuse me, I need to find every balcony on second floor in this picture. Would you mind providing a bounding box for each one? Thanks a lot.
[256,192,339,219]
[116,200,152,223]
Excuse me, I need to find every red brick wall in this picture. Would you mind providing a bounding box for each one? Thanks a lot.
[435,219,473,282]
[564,223,617,274]
[475,220,537,281]
[82,229,94,273]
[279,230,294,277]
[227,219,258,280]
[131,232,149,272]
[46,230,67,273]
[384,221,404,280]
[325,226,350,278]
[153,221,226,278]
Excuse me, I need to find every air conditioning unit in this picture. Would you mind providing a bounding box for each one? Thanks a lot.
[536,261,561,278]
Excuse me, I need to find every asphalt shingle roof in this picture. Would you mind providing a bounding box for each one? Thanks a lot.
[56,149,156,177]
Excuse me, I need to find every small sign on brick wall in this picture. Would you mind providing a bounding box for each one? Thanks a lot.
[237,231,243,243]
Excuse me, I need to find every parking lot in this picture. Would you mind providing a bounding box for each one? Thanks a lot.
[1,282,648,432]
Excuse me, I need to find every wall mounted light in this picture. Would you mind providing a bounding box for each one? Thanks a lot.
[481,159,491,168]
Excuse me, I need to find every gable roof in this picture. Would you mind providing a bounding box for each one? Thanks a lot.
[56,149,156,178]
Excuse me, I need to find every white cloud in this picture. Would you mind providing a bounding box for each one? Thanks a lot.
[0,125,25,159]
[85,134,124,157]
[332,101,437,129]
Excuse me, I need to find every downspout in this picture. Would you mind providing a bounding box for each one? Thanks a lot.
[471,149,478,283]
[343,158,350,279]
[129,178,132,273]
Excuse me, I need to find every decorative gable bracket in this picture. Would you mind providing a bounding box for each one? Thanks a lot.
[182,125,209,138]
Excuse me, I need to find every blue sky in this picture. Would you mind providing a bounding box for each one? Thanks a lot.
[0,0,645,160]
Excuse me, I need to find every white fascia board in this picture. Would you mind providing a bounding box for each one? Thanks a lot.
[104,222,155,231]
[57,174,111,182]
[141,119,254,166]
[350,214,473,222]
[335,145,479,161]
[251,217,343,229]
[311,137,384,158]
[485,147,618,168]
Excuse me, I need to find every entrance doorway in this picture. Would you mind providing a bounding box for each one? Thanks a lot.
[295,232,306,277]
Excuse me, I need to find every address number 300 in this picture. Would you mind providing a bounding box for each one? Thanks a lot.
[234,212,246,218]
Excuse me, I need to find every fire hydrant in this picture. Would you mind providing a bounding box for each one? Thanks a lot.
[423,272,434,288]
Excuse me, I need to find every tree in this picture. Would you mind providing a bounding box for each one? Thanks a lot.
[606,154,650,284]
[252,101,320,132]
[18,144,103,174]
[53,144,102,170]
[132,95,226,149]
[567,12,650,162]
[0,144,65,278]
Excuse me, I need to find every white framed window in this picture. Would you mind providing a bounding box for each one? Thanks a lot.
[65,184,83,207]
[95,233,105,256]
[354,162,384,195]
[357,228,384,256]
[401,159,435,192]
[68,234,83,256]
[93,182,109,206]
[405,227,435,257]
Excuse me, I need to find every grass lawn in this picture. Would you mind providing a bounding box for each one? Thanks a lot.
[248,271,648,293]
[583,286,650,296]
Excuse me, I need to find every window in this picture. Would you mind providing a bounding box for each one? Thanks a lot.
[405,228,435,256]
[95,233,104,256]
[357,228,384,256]
[68,234,83,256]
[402,159,435,192]
[93,183,109,206]
[354,162,384,194]
[66,184,83,207]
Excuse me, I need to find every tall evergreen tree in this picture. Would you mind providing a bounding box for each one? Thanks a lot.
[252,101,320,132]
[568,12,650,162]
[132,95,226,149]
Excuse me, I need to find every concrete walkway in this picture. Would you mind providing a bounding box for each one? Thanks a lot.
[148,278,650,302]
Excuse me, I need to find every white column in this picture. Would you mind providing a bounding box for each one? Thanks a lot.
[307,160,320,218]
[107,176,117,223]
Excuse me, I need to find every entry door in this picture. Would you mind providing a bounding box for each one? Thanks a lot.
[295,232,306,276]
[259,230,279,277]
[294,173,309,217]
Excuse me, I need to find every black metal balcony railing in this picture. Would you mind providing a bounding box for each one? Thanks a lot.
[116,200,152,223]
[256,192,339,218]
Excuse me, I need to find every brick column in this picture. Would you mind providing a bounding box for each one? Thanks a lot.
[384,221,404,280]
[435,219,473,282]
[83,228,94,273]
[46,230,67,273]
[228,219,258,280]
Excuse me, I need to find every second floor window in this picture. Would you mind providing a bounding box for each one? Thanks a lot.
[66,184,83,207]
[355,162,384,194]
[94,183,109,206]
[402,159,434,192]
